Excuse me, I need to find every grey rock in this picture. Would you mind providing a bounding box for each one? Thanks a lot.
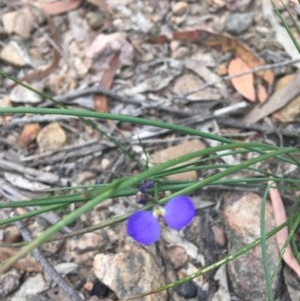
[283,266,300,301]
[11,274,46,301]
[86,11,105,30]
[225,12,254,35]
[26,295,52,301]
[197,286,208,301]
[93,247,167,301]
[0,270,21,299]
[10,84,42,104]
[223,193,282,300]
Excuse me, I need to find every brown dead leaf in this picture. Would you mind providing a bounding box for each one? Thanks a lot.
[94,51,120,112]
[18,123,41,148]
[228,58,268,103]
[37,0,82,15]
[257,82,268,103]
[89,36,124,137]
[151,139,206,181]
[228,58,255,102]
[94,51,124,138]
[269,183,300,278]
[275,74,300,122]
[243,70,300,124]
[147,30,274,101]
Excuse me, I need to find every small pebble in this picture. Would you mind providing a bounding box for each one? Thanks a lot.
[90,278,109,297]
[10,84,42,104]
[37,123,67,152]
[167,245,188,269]
[197,286,208,301]
[225,12,254,35]
[0,271,20,299]
[101,158,110,170]
[86,11,105,30]
[296,4,300,18]
[177,281,198,299]
[172,2,188,16]
[211,225,226,246]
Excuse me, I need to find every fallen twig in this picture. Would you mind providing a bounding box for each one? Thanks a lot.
[186,57,300,97]
[15,218,84,301]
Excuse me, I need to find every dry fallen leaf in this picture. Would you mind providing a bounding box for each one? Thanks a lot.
[243,70,300,124]
[94,51,120,112]
[228,58,255,102]
[87,33,125,136]
[148,29,275,101]
[269,182,300,279]
[275,74,300,122]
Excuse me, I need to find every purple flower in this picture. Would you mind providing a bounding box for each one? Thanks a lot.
[126,195,196,245]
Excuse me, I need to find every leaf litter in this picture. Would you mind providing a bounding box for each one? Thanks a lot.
[0,0,299,300]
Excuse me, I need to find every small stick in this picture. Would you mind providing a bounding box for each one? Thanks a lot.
[186,57,300,96]
[14,218,84,301]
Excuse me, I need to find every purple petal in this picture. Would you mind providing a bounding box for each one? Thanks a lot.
[126,211,160,245]
[163,195,196,230]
